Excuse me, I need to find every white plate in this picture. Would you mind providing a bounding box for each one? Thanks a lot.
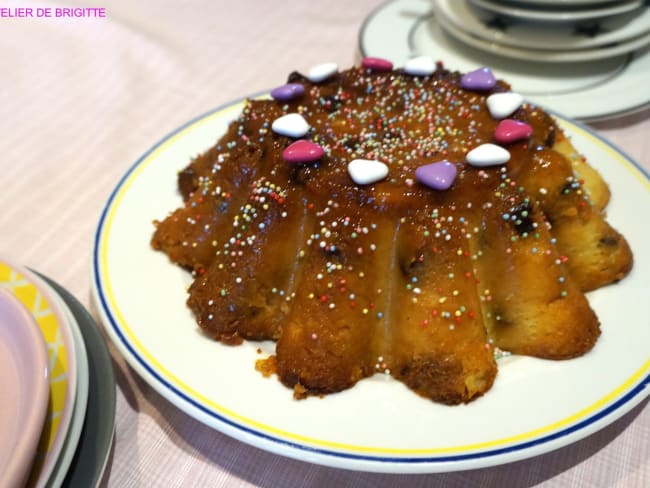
[468,0,644,23]
[433,0,650,51]
[358,0,650,120]
[43,288,89,488]
[513,0,632,5]
[40,274,116,488]
[0,259,79,487]
[0,289,49,488]
[92,97,650,474]
[433,2,650,63]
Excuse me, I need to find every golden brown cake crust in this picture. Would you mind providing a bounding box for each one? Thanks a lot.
[151,62,632,404]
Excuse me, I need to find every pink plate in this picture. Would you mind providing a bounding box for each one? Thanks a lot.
[0,258,81,487]
[0,288,49,488]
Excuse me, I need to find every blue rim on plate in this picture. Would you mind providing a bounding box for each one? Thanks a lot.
[91,95,650,473]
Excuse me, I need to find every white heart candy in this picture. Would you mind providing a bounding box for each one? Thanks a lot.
[486,92,524,119]
[271,113,310,138]
[307,62,338,83]
[347,159,389,185]
[466,144,510,167]
[404,56,435,76]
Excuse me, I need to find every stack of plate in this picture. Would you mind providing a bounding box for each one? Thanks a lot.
[0,257,115,488]
[432,0,650,62]
[359,0,650,120]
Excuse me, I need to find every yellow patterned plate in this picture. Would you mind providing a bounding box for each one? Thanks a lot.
[0,258,78,487]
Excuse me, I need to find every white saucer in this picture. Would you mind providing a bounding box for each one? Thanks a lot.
[39,274,116,488]
[433,3,650,63]
[44,290,89,488]
[358,0,650,120]
[514,0,631,5]
[468,0,644,24]
[434,0,650,51]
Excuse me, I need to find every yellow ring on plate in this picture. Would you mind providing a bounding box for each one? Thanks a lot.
[98,104,650,455]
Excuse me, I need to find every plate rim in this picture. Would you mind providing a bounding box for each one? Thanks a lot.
[513,0,629,5]
[468,0,643,24]
[92,94,650,473]
[38,274,116,488]
[0,257,80,485]
[430,3,650,63]
[0,288,49,488]
[43,288,90,488]
[434,0,650,51]
[466,0,644,23]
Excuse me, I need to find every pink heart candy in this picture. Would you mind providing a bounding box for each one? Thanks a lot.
[282,140,324,164]
[362,56,394,72]
[493,119,533,144]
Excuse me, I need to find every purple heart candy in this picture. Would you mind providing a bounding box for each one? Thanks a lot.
[415,161,457,191]
[460,67,496,91]
[271,83,305,102]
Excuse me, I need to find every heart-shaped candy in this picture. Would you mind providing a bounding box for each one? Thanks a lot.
[307,62,338,83]
[347,159,389,185]
[466,143,510,167]
[415,161,457,190]
[282,140,324,164]
[460,67,496,91]
[494,119,533,144]
[404,56,436,76]
[271,83,305,102]
[362,57,393,72]
[486,92,524,119]
[271,113,310,138]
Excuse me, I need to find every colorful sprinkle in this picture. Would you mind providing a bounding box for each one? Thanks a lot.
[415,161,457,190]
[166,63,610,395]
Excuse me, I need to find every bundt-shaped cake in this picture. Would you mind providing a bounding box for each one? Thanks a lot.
[151,59,633,405]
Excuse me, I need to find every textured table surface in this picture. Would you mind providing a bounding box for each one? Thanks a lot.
[1,0,648,486]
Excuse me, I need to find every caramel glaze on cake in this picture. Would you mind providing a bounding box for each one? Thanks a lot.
[151,64,633,404]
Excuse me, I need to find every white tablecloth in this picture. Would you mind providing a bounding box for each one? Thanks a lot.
[1,1,648,486]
